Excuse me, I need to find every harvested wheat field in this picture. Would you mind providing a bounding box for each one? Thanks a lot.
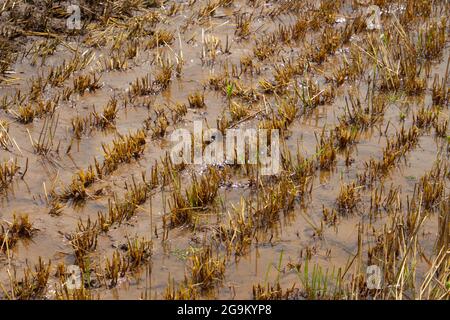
[0,0,448,301]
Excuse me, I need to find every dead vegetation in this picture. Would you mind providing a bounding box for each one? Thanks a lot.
[1,213,36,252]
[0,158,20,193]
[188,91,206,109]
[4,258,50,300]
[0,0,449,301]
[168,167,222,227]
[102,129,147,175]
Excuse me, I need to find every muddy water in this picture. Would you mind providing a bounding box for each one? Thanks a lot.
[0,0,448,299]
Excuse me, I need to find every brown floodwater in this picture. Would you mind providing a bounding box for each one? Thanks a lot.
[0,0,448,300]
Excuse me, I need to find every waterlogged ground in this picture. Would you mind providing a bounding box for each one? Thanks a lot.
[0,0,448,300]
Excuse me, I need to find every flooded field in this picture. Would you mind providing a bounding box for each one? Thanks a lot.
[0,0,448,300]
